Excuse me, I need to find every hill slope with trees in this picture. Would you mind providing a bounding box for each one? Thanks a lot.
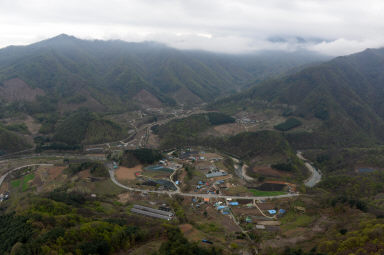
[0,34,326,112]
[212,48,384,148]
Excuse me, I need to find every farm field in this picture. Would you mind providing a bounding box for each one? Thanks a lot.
[116,165,143,181]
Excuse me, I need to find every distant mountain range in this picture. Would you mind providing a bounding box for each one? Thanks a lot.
[0,34,327,112]
[212,48,384,148]
[2,35,384,151]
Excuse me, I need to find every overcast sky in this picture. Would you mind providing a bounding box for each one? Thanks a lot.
[1,0,383,56]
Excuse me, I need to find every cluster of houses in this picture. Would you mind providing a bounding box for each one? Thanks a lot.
[214,200,240,215]
[237,117,258,125]
[178,150,228,179]
[0,192,9,202]
[158,159,182,171]
[191,196,290,232]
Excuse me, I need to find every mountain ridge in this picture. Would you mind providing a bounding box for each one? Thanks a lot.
[211,47,384,148]
[0,34,328,113]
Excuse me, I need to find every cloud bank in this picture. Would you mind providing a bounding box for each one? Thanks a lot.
[1,0,384,56]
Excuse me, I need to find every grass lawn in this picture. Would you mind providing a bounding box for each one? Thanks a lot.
[280,211,316,231]
[22,174,34,191]
[129,240,163,255]
[10,173,35,191]
[248,189,286,196]
[10,179,21,188]
[91,179,125,195]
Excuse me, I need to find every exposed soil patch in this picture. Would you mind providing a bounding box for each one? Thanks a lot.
[118,192,131,203]
[78,169,91,179]
[133,89,162,108]
[232,206,264,217]
[202,152,222,160]
[261,215,332,250]
[0,182,9,193]
[24,116,41,135]
[47,166,65,181]
[0,78,44,102]
[172,87,202,105]
[116,165,142,181]
[32,175,43,186]
[213,123,247,136]
[180,224,193,234]
[205,206,241,233]
[180,224,205,242]
[147,133,160,148]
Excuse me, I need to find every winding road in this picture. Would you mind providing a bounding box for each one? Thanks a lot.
[0,152,303,202]
[0,164,54,188]
[297,151,322,188]
[108,165,299,201]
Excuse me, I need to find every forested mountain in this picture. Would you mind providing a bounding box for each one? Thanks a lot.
[0,126,32,153]
[212,48,384,148]
[0,34,326,112]
[52,110,125,145]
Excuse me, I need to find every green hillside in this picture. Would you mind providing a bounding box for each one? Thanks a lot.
[155,112,291,159]
[53,110,125,145]
[0,34,326,112]
[211,48,384,148]
[0,126,32,154]
[155,112,235,147]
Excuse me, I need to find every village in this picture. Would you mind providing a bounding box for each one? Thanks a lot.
[109,147,305,247]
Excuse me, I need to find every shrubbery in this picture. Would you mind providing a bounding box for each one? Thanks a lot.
[121,149,163,167]
[274,118,302,131]
[66,162,108,177]
[155,226,222,255]
[53,110,125,145]
[271,162,295,172]
[0,214,34,254]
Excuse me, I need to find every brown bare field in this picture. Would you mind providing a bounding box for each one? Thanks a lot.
[252,166,291,177]
[35,165,65,183]
[257,202,275,210]
[0,182,9,193]
[116,165,142,181]
[206,206,241,233]
[212,174,233,182]
[47,166,65,180]
[231,206,264,217]
[78,169,91,179]
[179,224,193,234]
[147,133,160,148]
[32,175,43,187]
[201,152,222,160]
[213,123,246,136]
[179,224,205,242]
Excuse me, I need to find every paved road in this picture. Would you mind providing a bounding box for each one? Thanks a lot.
[108,166,299,200]
[297,151,322,188]
[0,153,300,201]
